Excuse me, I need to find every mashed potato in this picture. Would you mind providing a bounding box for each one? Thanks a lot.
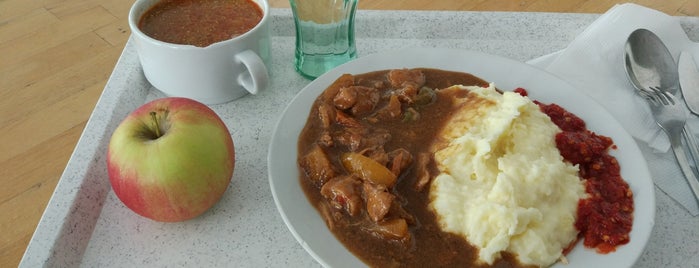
[429,84,586,267]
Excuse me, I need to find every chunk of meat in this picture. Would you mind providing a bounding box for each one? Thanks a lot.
[388,69,426,104]
[332,110,368,151]
[333,127,390,153]
[373,94,403,121]
[414,153,431,192]
[320,175,363,216]
[318,131,333,147]
[396,83,419,103]
[351,86,381,116]
[300,144,336,186]
[332,86,380,117]
[333,86,358,110]
[321,74,355,102]
[371,80,386,89]
[334,128,363,151]
[387,69,426,88]
[361,128,391,151]
[335,110,363,129]
[388,148,413,177]
[317,102,336,129]
[364,182,395,222]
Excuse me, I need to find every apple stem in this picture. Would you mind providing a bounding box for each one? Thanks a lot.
[150,111,162,138]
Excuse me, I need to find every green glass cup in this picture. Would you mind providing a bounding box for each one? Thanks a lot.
[290,0,358,79]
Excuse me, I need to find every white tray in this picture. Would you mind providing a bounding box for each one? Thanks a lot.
[20,8,699,267]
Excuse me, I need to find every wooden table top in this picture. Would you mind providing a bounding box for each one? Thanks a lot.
[1,0,697,266]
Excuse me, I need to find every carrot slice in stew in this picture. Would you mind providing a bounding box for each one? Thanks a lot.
[341,152,397,187]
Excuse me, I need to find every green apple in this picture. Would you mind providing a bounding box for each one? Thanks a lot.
[107,97,235,222]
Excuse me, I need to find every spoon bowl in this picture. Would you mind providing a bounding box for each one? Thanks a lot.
[624,28,679,93]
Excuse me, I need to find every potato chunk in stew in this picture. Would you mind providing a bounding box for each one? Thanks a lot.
[341,152,397,187]
[300,144,335,186]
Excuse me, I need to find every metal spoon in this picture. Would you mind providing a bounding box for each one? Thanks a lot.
[624,28,699,168]
[624,28,679,93]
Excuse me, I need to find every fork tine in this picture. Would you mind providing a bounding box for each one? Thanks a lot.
[638,90,657,104]
[662,90,678,105]
[638,87,663,105]
[648,86,667,104]
[649,86,676,105]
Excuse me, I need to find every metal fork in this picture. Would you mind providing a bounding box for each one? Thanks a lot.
[643,86,699,166]
[640,87,699,204]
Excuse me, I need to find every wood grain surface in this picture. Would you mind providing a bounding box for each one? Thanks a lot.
[1,0,697,266]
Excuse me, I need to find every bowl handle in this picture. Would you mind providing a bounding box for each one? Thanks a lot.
[235,49,268,95]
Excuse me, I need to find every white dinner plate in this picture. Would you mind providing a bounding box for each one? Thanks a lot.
[268,48,655,268]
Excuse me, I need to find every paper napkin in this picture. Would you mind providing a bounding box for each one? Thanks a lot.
[528,3,699,215]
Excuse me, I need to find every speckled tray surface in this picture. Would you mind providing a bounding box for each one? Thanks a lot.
[20,8,699,267]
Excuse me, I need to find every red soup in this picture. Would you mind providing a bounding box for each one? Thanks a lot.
[139,0,263,47]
